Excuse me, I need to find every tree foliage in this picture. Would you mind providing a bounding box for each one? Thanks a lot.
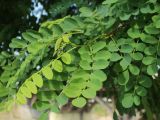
[0,0,160,119]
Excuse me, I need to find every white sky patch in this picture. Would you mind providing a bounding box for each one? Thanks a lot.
[31,0,48,23]
[14,51,20,56]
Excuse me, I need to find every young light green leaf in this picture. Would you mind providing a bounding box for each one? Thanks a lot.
[55,38,62,52]
[42,66,53,80]
[52,60,63,72]
[61,53,72,64]
[62,34,70,43]
[72,97,86,108]
[16,93,27,104]
[32,73,43,88]
[25,81,37,94]
[20,86,32,98]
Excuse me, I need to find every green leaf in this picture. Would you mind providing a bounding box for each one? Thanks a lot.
[9,38,27,48]
[72,97,86,108]
[120,44,133,53]
[61,53,72,64]
[56,94,68,106]
[22,32,37,42]
[39,27,52,37]
[120,55,132,70]
[122,93,134,108]
[139,75,152,88]
[140,4,153,13]
[26,30,42,39]
[147,64,158,75]
[0,85,9,97]
[71,70,90,80]
[51,24,63,37]
[129,64,140,75]
[136,86,147,96]
[92,60,109,70]
[142,56,156,65]
[130,52,143,60]
[110,53,122,61]
[135,43,146,52]
[119,13,131,21]
[52,60,63,72]
[38,112,48,120]
[32,73,43,88]
[79,60,92,70]
[127,27,141,38]
[144,24,160,34]
[93,50,111,60]
[50,105,60,113]
[82,88,96,98]
[155,20,160,28]
[25,81,37,94]
[45,81,63,90]
[16,93,27,104]
[118,70,129,85]
[90,70,107,82]
[87,79,103,90]
[55,38,62,52]
[102,0,118,4]
[134,95,140,106]
[79,7,93,17]
[33,101,50,111]
[140,34,158,44]
[78,46,90,54]
[144,46,156,55]
[42,66,53,80]
[37,91,57,101]
[107,41,119,52]
[80,53,92,62]
[63,86,82,98]
[20,86,32,98]
[92,41,106,53]
[152,15,160,28]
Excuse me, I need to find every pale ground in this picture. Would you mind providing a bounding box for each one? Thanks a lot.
[0,104,113,120]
